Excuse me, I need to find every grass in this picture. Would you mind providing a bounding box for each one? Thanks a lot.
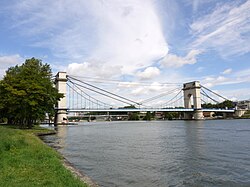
[0,125,88,187]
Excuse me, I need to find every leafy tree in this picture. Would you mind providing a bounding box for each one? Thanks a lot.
[202,100,234,109]
[218,100,234,109]
[201,103,214,108]
[0,58,63,128]
[128,113,139,120]
[164,112,179,120]
[143,111,152,121]
[120,105,136,109]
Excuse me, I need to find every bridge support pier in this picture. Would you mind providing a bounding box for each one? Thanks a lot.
[54,72,68,124]
[183,110,203,120]
[193,109,203,120]
[183,81,204,120]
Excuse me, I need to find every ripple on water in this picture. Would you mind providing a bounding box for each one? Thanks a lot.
[42,120,250,187]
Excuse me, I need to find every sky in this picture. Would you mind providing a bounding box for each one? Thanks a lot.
[0,0,250,107]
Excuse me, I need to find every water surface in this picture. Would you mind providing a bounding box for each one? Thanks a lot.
[43,120,250,187]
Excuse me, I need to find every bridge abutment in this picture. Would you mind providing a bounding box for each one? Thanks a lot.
[234,109,247,117]
[54,72,68,124]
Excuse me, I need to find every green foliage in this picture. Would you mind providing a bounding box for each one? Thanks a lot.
[164,112,179,120]
[0,58,63,128]
[128,113,139,120]
[0,126,87,187]
[121,105,136,109]
[218,100,235,109]
[202,100,234,109]
[143,111,152,120]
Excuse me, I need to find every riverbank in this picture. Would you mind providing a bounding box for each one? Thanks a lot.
[0,125,88,187]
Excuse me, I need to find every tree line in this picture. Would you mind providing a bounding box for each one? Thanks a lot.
[0,58,63,128]
[201,100,234,109]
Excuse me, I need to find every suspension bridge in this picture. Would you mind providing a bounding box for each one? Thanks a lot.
[54,72,242,124]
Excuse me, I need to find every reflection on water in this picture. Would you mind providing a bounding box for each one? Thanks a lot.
[42,120,250,187]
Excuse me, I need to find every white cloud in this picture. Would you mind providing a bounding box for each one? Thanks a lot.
[233,68,250,78]
[222,68,232,75]
[193,71,250,101]
[0,54,22,67]
[7,0,168,76]
[0,54,23,78]
[117,82,139,88]
[201,68,250,89]
[190,0,250,57]
[202,75,243,88]
[160,49,202,67]
[148,82,164,92]
[188,0,215,12]
[222,87,250,101]
[131,87,146,96]
[89,0,168,74]
[67,61,122,78]
[136,67,160,80]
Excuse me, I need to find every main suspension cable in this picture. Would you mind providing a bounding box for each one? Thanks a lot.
[67,79,135,106]
[68,76,140,106]
[201,85,228,101]
[67,82,113,108]
[201,88,220,104]
[140,87,182,104]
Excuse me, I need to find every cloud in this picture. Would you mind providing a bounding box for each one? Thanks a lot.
[131,87,146,96]
[0,54,23,77]
[88,0,168,74]
[202,76,228,87]
[222,87,250,101]
[201,68,250,89]
[192,0,200,12]
[190,0,250,57]
[67,61,122,78]
[136,67,160,80]
[6,0,168,76]
[222,68,232,75]
[201,76,250,101]
[160,49,202,67]
[0,54,22,67]
[130,84,157,96]
[233,68,250,78]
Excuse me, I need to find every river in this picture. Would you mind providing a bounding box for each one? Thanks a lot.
[42,119,250,187]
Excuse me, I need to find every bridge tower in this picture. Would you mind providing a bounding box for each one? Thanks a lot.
[54,72,68,124]
[183,81,204,120]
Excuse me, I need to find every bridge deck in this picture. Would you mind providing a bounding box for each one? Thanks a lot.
[67,108,235,113]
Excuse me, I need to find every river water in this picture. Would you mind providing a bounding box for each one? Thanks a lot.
[42,120,250,187]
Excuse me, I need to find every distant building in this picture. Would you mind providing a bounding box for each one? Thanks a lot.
[236,100,250,110]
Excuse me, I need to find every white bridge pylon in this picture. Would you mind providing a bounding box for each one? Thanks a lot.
[54,72,68,124]
[183,81,204,120]
[54,72,234,124]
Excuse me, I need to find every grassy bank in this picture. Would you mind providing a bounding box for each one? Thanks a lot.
[0,125,88,187]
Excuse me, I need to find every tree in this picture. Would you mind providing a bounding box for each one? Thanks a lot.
[120,105,136,109]
[218,100,234,109]
[128,112,139,120]
[0,58,63,128]
[164,112,179,120]
[201,100,234,109]
[143,111,152,121]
